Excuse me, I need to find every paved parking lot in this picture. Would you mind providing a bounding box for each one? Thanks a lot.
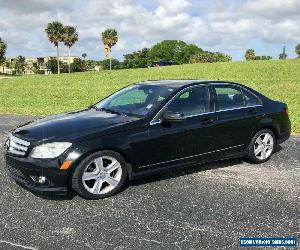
[0,115,299,249]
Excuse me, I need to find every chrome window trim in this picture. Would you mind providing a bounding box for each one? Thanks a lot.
[150,82,263,125]
[211,81,263,112]
[150,104,263,125]
[212,82,263,106]
[214,104,262,113]
[139,144,244,169]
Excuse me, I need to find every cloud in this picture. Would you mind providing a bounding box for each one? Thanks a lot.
[0,0,299,60]
[245,0,300,19]
[0,0,74,14]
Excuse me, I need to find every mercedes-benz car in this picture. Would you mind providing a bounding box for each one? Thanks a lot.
[4,80,291,199]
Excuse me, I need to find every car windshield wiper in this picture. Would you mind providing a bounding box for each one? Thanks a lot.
[90,105,99,110]
[98,107,123,115]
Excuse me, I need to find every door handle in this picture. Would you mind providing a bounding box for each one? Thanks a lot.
[248,108,258,114]
[201,117,214,125]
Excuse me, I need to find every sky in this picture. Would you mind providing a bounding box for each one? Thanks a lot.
[0,0,299,61]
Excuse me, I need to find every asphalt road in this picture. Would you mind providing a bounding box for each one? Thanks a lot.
[0,115,299,250]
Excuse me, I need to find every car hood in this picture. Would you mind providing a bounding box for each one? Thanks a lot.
[12,109,139,143]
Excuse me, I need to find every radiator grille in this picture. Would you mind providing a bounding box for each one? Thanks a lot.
[5,134,30,156]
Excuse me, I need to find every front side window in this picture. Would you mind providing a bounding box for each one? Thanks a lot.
[165,86,210,116]
[95,84,176,117]
[214,85,245,111]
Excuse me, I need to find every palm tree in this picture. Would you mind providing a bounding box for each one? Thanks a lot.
[45,21,64,74]
[82,53,87,60]
[63,26,79,73]
[101,29,118,70]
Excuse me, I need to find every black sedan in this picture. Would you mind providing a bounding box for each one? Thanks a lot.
[4,80,291,199]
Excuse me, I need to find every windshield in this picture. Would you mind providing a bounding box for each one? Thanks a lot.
[94,84,176,117]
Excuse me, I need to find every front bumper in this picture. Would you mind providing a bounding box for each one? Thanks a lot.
[5,154,69,195]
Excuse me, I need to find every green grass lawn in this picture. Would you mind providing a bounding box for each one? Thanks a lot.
[0,59,299,133]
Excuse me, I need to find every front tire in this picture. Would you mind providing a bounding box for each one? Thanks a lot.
[72,150,128,199]
[246,129,276,163]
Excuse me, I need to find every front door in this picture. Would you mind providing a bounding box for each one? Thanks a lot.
[137,85,217,171]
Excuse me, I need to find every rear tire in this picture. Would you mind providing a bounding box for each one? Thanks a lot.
[72,150,128,199]
[246,129,276,163]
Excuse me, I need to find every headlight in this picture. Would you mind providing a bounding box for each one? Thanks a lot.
[30,142,72,159]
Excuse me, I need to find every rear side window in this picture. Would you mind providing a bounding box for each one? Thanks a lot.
[243,89,261,106]
[214,85,245,111]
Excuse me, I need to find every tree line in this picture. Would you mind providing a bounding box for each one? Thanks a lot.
[244,46,300,61]
[84,40,232,70]
[1,23,300,74]
[123,40,232,68]
[245,49,272,61]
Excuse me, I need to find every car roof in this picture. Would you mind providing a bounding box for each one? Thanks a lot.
[137,80,236,88]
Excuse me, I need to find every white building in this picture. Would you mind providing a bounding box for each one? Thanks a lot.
[1,56,79,75]
[25,56,79,65]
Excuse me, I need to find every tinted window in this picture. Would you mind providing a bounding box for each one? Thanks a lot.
[96,85,176,117]
[214,85,245,111]
[166,86,210,116]
[243,89,261,106]
[109,89,147,107]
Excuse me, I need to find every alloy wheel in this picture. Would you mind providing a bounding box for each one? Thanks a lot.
[82,156,122,194]
[254,132,274,160]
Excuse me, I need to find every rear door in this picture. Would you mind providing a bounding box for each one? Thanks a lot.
[211,84,263,152]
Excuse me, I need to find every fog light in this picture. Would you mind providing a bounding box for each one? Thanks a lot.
[37,176,46,184]
[30,175,47,184]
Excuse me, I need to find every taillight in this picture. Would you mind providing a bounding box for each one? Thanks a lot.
[283,107,288,115]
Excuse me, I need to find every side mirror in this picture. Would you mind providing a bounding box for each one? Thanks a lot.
[162,111,185,122]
